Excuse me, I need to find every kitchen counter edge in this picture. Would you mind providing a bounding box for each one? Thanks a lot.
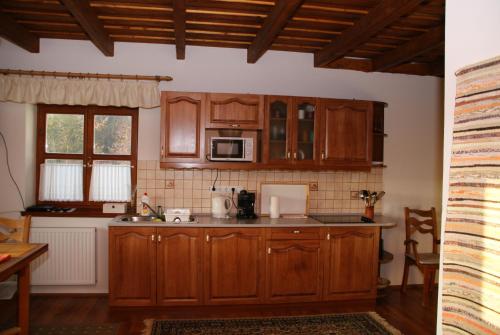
[108,215,396,228]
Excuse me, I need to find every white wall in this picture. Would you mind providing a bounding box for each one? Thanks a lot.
[0,102,36,216]
[437,0,500,332]
[0,38,443,291]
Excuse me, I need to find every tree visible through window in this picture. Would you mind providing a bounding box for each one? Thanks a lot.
[37,105,138,207]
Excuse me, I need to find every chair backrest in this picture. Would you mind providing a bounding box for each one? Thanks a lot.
[0,215,31,243]
[404,207,439,254]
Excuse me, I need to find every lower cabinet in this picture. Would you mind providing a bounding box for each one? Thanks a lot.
[157,228,203,305]
[266,239,322,302]
[108,227,157,306]
[323,227,380,300]
[109,226,379,306]
[204,228,265,304]
[109,227,203,306]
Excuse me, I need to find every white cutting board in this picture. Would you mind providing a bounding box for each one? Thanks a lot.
[260,183,309,216]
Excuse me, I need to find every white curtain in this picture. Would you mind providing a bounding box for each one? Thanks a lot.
[39,162,83,201]
[0,75,160,108]
[89,161,131,202]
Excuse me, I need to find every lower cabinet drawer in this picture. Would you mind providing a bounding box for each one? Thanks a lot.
[268,227,321,240]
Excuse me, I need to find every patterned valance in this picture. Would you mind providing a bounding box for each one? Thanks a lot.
[0,75,160,108]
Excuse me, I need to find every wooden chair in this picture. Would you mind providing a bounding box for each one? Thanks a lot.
[0,216,31,243]
[401,208,439,306]
[0,216,31,335]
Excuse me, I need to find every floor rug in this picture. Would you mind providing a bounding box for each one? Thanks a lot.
[143,312,401,335]
[30,323,120,335]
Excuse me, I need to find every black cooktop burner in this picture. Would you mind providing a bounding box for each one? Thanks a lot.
[309,215,374,224]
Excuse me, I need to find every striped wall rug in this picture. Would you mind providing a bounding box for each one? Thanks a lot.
[442,55,500,334]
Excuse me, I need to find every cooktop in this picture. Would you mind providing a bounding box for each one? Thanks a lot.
[308,215,374,224]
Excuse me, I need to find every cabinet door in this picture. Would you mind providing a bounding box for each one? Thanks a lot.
[157,228,203,305]
[320,100,373,167]
[291,97,319,166]
[264,96,292,164]
[323,228,379,300]
[204,228,265,304]
[206,93,264,129]
[160,92,205,162]
[266,240,322,302]
[109,227,156,306]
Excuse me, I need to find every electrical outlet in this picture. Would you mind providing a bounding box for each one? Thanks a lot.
[350,191,360,200]
[210,186,244,193]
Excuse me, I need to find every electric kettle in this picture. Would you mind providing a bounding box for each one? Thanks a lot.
[211,195,232,218]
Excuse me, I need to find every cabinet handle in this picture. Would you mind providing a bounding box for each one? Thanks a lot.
[321,152,325,160]
[158,234,161,243]
[230,124,240,128]
[287,151,291,159]
[206,235,210,242]
[151,234,155,242]
[293,230,301,234]
[267,247,271,254]
[161,146,164,156]
[293,152,297,159]
[326,233,330,240]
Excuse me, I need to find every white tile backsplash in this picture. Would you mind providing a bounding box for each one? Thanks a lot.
[137,160,384,215]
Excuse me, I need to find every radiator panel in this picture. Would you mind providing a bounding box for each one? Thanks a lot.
[30,227,96,285]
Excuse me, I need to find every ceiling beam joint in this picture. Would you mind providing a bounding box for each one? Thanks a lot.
[172,0,186,60]
[0,10,39,53]
[372,25,444,71]
[247,0,304,64]
[60,0,114,56]
[314,0,424,67]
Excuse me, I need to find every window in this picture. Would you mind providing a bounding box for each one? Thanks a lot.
[36,105,138,207]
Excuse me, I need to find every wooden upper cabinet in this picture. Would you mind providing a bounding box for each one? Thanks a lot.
[319,100,373,167]
[108,227,157,306]
[204,228,265,304]
[160,92,205,162]
[263,96,319,166]
[156,228,203,306]
[323,227,379,300]
[264,96,292,164]
[291,97,319,166]
[206,93,264,129]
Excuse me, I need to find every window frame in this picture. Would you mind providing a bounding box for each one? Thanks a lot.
[36,104,138,208]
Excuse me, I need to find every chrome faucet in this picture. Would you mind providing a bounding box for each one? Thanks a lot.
[141,202,163,220]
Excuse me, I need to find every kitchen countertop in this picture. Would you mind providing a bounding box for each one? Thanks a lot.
[108,214,396,228]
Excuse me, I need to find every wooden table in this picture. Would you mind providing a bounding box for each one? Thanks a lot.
[0,243,48,335]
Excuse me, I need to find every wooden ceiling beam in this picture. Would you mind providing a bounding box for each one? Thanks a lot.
[372,25,444,71]
[247,0,304,64]
[172,0,186,59]
[314,0,424,67]
[0,10,39,53]
[59,0,114,56]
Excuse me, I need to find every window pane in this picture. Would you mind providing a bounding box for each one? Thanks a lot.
[46,114,84,154]
[94,115,132,155]
[90,160,131,202]
[39,159,83,201]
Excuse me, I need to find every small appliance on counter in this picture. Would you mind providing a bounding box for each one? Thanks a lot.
[236,190,257,219]
[165,208,192,222]
[211,194,232,218]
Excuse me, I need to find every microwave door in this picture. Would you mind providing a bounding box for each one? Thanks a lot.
[212,139,243,160]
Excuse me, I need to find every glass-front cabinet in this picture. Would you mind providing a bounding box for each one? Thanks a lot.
[268,98,290,163]
[265,96,317,166]
[294,99,317,164]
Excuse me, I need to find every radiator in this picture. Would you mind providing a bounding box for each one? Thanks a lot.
[30,227,96,285]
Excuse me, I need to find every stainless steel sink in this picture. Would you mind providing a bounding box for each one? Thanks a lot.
[120,215,157,222]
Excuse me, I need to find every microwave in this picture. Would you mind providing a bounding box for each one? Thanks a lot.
[210,137,253,162]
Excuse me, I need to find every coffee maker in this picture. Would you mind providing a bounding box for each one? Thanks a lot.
[236,190,257,219]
